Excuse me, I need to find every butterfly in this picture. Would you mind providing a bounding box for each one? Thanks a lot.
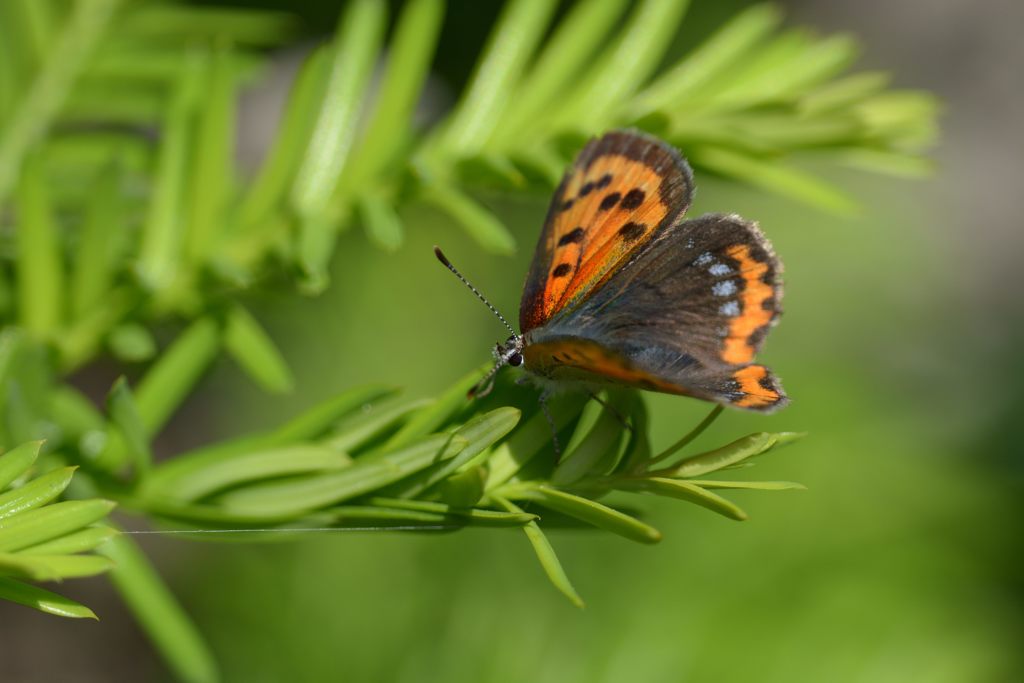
[435,130,787,414]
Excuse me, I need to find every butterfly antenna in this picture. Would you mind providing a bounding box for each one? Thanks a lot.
[433,246,517,337]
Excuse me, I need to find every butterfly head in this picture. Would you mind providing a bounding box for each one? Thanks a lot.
[496,335,524,368]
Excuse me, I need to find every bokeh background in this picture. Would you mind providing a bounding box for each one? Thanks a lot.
[5,0,1023,680]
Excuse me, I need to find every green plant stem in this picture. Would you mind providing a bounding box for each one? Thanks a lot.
[648,404,723,465]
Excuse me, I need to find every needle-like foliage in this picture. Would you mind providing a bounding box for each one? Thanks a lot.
[0,0,936,679]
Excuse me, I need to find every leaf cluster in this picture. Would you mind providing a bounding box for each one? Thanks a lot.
[0,441,115,619]
[0,0,936,678]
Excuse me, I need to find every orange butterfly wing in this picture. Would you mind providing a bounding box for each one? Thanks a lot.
[519,131,694,332]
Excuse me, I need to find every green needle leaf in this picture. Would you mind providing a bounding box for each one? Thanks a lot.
[799,71,890,115]
[0,465,76,520]
[292,0,386,286]
[324,397,431,454]
[704,32,858,111]
[49,387,104,440]
[118,5,295,46]
[494,0,627,144]
[620,478,748,521]
[667,432,779,478]
[0,499,116,552]
[342,0,445,189]
[421,183,516,255]
[20,525,118,555]
[383,365,482,450]
[135,317,221,435]
[620,394,652,472]
[107,377,153,477]
[494,494,584,608]
[552,394,628,486]
[234,46,329,231]
[107,323,157,363]
[0,441,42,490]
[15,153,64,340]
[0,577,98,619]
[383,406,521,499]
[689,146,859,215]
[551,0,690,131]
[366,497,537,527]
[141,384,395,498]
[0,0,118,203]
[510,485,662,544]
[0,552,113,580]
[486,393,589,490]
[137,53,203,291]
[632,3,781,115]
[436,467,487,508]
[268,385,398,444]
[359,195,405,252]
[292,0,386,215]
[427,0,557,158]
[685,479,806,490]
[150,444,351,503]
[185,43,237,264]
[218,434,468,517]
[224,305,295,394]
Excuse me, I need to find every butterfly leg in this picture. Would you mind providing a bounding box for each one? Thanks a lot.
[537,390,562,458]
[585,390,633,432]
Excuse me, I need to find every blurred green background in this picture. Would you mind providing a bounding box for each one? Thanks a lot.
[6,0,1023,681]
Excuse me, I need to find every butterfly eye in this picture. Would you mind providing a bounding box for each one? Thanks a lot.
[508,353,523,367]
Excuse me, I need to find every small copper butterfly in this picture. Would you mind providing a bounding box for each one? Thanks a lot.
[435,130,787,413]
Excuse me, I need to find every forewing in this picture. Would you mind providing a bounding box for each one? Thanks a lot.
[519,130,694,333]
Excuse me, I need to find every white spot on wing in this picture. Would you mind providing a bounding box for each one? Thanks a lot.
[712,280,737,297]
[694,252,713,266]
[708,263,731,276]
[719,301,740,317]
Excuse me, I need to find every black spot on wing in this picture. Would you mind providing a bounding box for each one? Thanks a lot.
[560,198,574,212]
[579,181,595,197]
[596,173,612,189]
[747,324,771,350]
[621,188,645,209]
[599,192,621,211]
[618,222,646,241]
[557,227,585,246]
[552,263,572,278]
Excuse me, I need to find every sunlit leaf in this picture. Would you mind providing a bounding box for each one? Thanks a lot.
[217,434,468,517]
[0,577,97,619]
[494,495,584,608]
[620,477,747,521]
[223,305,295,394]
[107,376,152,476]
[508,485,662,544]
[0,465,76,520]
[0,499,115,552]
[0,441,42,490]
